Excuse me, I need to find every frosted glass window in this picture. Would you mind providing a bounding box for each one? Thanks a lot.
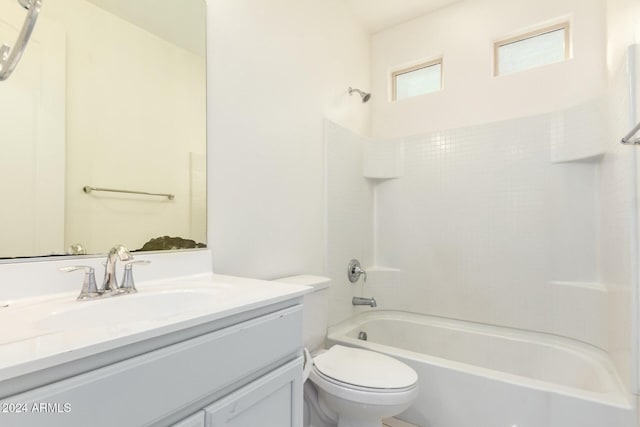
[393,61,442,101]
[495,23,569,76]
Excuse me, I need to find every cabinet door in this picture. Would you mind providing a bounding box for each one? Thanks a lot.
[205,358,303,427]
[172,411,205,427]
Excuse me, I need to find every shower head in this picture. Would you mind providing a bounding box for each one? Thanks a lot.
[348,87,371,103]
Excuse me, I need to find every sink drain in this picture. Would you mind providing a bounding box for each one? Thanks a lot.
[357,331,367,341]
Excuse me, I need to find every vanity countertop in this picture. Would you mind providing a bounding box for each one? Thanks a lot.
[0,273,311,384]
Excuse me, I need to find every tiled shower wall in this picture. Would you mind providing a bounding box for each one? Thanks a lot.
[373,102,610,349]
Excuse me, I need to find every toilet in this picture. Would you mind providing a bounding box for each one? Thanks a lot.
[274,275,418,427]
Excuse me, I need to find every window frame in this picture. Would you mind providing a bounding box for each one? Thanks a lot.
[493,21,570,77]
[391,58,443,101]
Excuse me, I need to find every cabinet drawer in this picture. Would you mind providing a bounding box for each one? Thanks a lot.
[0,305,302,427]
[172,411,205,427]
[205,357,303,427]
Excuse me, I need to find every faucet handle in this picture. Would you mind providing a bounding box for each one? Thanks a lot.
[347,259,367,283]
[60,265,100,300]
[120,260,151,293]
[357,266,367,283]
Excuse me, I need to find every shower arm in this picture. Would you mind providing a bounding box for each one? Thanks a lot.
[0,0,43,82]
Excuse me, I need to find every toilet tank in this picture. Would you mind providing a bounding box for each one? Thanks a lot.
[272,275,330,352]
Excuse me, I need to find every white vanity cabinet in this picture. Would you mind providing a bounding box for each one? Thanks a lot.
[0,302,304,427]
[204,357,302,426]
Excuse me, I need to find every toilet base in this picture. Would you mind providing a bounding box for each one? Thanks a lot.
[316,386,415,427]
[336,414,383,427]
[382,418,420,427]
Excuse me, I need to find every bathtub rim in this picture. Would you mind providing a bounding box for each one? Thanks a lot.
[327,310,631,409]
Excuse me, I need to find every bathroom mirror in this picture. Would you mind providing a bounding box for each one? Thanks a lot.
[0,0,206,258]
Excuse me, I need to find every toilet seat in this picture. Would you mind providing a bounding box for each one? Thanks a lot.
[313,345,418,389]
[309,345,418,406]
[312,366,417,393]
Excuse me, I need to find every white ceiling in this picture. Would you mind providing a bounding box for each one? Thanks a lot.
[85,0,206,56]
[346,0,462,33]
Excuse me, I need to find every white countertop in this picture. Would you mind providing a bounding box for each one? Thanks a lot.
[0,273,311,384]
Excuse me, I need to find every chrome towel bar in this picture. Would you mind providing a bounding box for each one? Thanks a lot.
[83,186,175,200]
[0,0,43,81]
[621,121,640,145]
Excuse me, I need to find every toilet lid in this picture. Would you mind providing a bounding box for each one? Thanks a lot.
[313,345,417,390]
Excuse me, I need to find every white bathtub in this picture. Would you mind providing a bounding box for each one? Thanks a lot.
[327,311,636,427]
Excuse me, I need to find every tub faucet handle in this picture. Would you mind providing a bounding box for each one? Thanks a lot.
[347,259,367,283]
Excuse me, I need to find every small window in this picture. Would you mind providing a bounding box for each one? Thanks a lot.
[494,22,570,76]
[392,59,442,101]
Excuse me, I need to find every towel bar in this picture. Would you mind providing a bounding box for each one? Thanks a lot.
[83,186,175,200]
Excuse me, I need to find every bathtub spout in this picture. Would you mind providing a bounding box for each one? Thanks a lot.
[352,296,377,307]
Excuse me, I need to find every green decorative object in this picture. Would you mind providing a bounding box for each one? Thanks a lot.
[138,236,206,252]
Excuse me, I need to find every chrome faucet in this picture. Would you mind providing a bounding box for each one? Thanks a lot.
[61,244,146,301]
[102,244,133,293]
[352,296,377,308]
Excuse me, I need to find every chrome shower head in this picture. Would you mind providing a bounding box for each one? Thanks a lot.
[348,87,371,103]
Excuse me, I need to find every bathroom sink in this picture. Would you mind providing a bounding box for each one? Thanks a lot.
[0,274,310,381]
[0,282,237,344]
[36,288,227,331]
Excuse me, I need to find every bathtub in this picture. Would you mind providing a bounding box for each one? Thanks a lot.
[326,311,636,427]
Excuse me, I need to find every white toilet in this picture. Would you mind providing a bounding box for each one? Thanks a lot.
[275,275,418,427]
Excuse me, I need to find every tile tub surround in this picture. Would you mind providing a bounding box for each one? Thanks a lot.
[373,102,606,348]
[365,48,639,396]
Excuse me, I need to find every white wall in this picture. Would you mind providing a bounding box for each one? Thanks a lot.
[44,0,206,254]
[206,0,371,279]
[606,0,640,75]
[371,0,607,138]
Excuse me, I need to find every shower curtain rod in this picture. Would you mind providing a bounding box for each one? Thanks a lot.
[621,121,640,145]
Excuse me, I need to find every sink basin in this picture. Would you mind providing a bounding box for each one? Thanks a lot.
[0,281,239,343]
[36,288,226,331]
